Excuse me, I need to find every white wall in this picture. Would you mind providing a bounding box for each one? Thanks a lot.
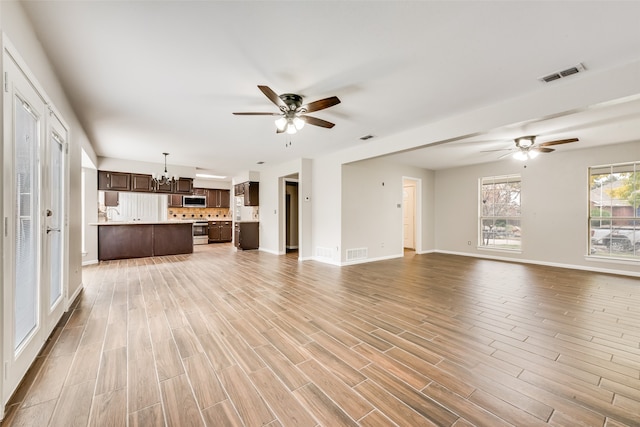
[434,140,640,276]
[341,158,435,263]
[310,154,343,264]
[83,168,98,265]
[258,158,312,258]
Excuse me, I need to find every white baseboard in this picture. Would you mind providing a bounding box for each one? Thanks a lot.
[341,253,404,266]
[435,250,640,278]
[66,284,84,311]
[258,247,284,255]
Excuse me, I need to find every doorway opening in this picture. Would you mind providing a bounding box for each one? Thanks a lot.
[285,180,299,254]
[403,177,419,254]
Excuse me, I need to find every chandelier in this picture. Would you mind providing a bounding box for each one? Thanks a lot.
[152,153,177,188]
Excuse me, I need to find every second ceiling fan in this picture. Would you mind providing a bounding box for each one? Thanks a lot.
[483,135,579,160]
[233,85,341,134]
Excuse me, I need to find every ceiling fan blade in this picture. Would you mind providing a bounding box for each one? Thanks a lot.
[232,112,281,116]
[257,85,284,108]
[301,115,335,128]
[481,148,512,153]
[301,96,341,113]
[498,152,515,159]
[533,147,555,153]
[538,137,579,147]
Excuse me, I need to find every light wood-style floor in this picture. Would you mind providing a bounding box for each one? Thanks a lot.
[2,244,640,426]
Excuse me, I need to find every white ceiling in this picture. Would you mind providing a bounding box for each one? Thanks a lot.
[19,1,640,176]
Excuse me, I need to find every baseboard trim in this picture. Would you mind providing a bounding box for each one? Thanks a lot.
[435,250,640,278]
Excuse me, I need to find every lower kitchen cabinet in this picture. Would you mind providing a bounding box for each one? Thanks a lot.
[235,222,259,250]
[98,222,193,260]
[208,221,232,243]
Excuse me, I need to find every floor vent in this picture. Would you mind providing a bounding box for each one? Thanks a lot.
[315,247,334,259]
[346,247,368,261]
[539,63,586,83]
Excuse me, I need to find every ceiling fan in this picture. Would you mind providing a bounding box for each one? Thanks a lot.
[233,85,341,134]
[483,135,579,160]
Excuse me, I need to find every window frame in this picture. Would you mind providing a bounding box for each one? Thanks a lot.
[478,174,522,252]
[588,161,640,262]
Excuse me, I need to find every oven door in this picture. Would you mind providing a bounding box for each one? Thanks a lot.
[192,222,209,244]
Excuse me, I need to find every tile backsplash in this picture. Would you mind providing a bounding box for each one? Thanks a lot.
[168,207,231,220]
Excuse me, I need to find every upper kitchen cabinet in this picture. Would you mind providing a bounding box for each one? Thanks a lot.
[131,174,153,192]
[168,194,183,207]
[206,189,230,208]
[155,180,173,193]
[234,183,244,196]
[98,170,130,191]
[174,178,193,194]
[104,191,119,207]
[243,181,259,206]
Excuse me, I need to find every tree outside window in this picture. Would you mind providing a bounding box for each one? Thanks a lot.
[479,175,521,250]
[589,162,640,260]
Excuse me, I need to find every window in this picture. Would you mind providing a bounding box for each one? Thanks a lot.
[479,175,521,250]
[589,162,639,261]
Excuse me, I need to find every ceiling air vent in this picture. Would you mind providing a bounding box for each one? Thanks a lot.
[539,63,586,83]
[360,134,374,141]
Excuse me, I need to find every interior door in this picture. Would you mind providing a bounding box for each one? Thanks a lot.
[403,184,416,249]
[3,53,47,401]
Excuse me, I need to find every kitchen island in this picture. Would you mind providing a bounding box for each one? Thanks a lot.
[96,221,193,261]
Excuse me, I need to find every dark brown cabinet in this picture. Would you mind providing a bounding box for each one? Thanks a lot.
[155,180,173,193]
[193,188,207,196]
[237,181,259,206]
[221,221,233,241]
[168,194,183,207]
[206,189,230,208]
[98,171,130,191]
[235,222,259,249]
[208,221,232,243]
[104,191,119,207]
[174,178,193,194]
[98,223,193,260]
[131,174,153,192]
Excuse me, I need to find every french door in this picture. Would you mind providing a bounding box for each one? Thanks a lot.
[2,46,68,406]
[44,112,67,332]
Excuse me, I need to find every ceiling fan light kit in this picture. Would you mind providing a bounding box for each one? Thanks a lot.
[484,135,579,161]
[233,85,340,135]
[515,136,535,149]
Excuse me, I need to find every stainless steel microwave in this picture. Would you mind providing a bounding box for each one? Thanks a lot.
[183,195,206,207]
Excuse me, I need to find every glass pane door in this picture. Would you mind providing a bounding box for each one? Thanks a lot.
[14,95,40,351]
[48,131,64,307]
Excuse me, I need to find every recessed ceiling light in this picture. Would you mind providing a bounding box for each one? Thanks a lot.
[195,173,226,179]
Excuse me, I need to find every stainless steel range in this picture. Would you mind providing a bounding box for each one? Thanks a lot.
[192,221,208,245]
